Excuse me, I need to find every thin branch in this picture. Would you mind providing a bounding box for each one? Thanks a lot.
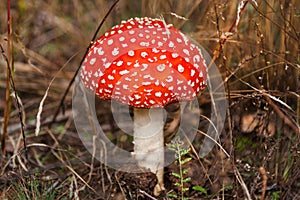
[208,0,249,70]
[50,0,120,126]
[248,0,298,41]
[34,50,80,136]
[233,165,252,200]
[0,44,27,155]
[238,74,300,135]
[139,189,158,200]
[259,166,268,200]
[1,0,12,156]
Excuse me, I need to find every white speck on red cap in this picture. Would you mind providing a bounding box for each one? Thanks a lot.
[80,17,207,108]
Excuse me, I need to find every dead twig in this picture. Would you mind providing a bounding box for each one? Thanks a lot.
[233,165,252,200]
[139,189,158,200]
[210,2,253,200]
[226,66,300,135]
[261,91,300,135]
[259,166,268,200]
[1,0,12,156]
[248,0,298,42]
[176,0,203,29]
[114,173,127,199]
[50,0,120,126]
[209,0,250,70]
[34,52,79,136]
[51,149,100,195]
[1,44,27,157]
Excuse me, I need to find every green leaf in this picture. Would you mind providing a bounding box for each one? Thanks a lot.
[167,144,176,152]
[182,187,189,192]
[183,168,189,175]
[181,157,192,165]
[181,148,191,156]
[174,183,182,187]
[271,191,280,200]
[172,172,181,178]
[167,193,178,198]
[192,185,207,195]
[183,177,191,182]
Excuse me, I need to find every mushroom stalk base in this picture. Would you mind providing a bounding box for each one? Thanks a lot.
[133,108,165,196]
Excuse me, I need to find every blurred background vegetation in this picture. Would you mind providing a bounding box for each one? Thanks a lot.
[0,0,299,199]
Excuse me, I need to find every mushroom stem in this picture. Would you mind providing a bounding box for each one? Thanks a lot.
[133,107,165,195]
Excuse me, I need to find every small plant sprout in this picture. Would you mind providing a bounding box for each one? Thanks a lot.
[167,139,190,199]
[167,138,207,199]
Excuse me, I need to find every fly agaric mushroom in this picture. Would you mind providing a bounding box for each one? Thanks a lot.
[80,17,207,195]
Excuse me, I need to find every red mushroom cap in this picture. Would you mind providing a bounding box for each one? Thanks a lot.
[80,17,207,108]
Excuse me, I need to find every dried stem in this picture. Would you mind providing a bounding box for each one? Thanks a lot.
[209,0,249,70]
[210,1,252,200]
[0,46,28,156]
[1,0,12,156]
[259,166,268,200]
[1,0,27,157]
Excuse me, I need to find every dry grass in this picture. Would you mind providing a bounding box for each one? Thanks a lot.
[0,0,299,199]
